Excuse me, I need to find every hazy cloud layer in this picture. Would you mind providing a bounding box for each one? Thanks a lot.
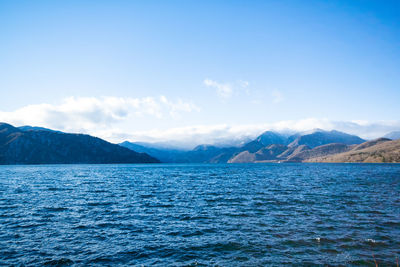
[113,118,400,149]
[1,99,399,148]
[0,96,199,135]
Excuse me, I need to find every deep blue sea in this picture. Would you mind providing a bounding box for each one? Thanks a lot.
[0,163,399,266]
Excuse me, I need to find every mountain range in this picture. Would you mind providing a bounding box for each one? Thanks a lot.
[307,138,400,163]
[384,131,400,140]
[1,122,399,164]
[120,129,400,163]
[0,123,159,164]
[120,129,392,163]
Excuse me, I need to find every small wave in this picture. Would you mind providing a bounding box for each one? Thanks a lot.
[282,239,310,247]
[321,248,340,254]
[120,250,150,260]
[93,189,107,193]
[43,258,74,266]
[88,256,113,264]
[364,238,386,247]
[182,230,204,237]
[87,201,115,206]
[382,221,400,227]
[73,224,89,230]
[148,204,174,208]
[14,187,26,193]
[95,222,123,228]
[42,207,68,212]
[166,231,180,236]
[16,222,46,229]
[140,194,154,199]
[47,187,71,191]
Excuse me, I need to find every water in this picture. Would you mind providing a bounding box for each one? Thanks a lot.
[0,163,399,266]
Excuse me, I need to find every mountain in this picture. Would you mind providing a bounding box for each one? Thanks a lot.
[227,151,255,163]
[307,138,399,163]
[240,131,286,153]
[351,138,391,151]
[255,144,288,160]
[227,129,367,163]
[228,144,287,163]
[228,143,353,163]
[119,141,239,163]
[207,147,240,163]
[150,131,286,163]
[121,129,370,163]
[288,129,365,148]
[184,145,233,163]
[278,145,310,159]
[5,122,394,164]
[286,143,352,162]
[384,131,400,140]
[0,123,159,164]
[119,141,187,163]
[256,131,287,146]
[227,136,400,163]
[121,129,400,164]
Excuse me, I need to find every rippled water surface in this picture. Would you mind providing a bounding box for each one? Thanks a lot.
[0,163,399,266]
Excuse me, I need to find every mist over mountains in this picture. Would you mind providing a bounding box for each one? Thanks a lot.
[1,122,399,164]
[384,131,400,140]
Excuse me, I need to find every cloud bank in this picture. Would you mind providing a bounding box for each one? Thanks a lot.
[0,96,199,136]
[1,98,399,149]
[116,118,400,149]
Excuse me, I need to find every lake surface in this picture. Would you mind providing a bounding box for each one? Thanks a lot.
[0,163,399,266]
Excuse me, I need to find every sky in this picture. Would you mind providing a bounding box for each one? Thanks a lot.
[0,0,399,148]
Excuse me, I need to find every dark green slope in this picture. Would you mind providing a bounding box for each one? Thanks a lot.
[0,123,159,164]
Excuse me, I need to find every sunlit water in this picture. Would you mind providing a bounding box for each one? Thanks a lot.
[0,163,399,266]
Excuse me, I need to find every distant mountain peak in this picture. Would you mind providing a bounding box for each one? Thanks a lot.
[287,129,365,148]
[299,128,325,135]
[193,144,218,151]
[255,131,286,146]
[0,123,21,135]
[384,131,400,140]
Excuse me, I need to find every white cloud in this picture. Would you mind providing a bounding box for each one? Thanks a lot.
[204,79,233,99]
[238,80,249,88]
[118,118,400,149]
[271,90,284,103]
[159,95,200,119]
[0,96,199,135]
[239,80,250,95]
[1,99,399,149]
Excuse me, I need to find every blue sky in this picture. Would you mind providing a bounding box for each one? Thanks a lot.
[0,0,399,146]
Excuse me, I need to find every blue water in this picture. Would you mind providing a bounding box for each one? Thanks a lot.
[0,164,399,266]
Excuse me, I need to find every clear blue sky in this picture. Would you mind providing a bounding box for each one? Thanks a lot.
[0,0,399,144]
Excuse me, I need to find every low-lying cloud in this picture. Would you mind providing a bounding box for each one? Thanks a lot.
[110,118,400,149]
[0,96,199,135]
[1,99,399,149]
